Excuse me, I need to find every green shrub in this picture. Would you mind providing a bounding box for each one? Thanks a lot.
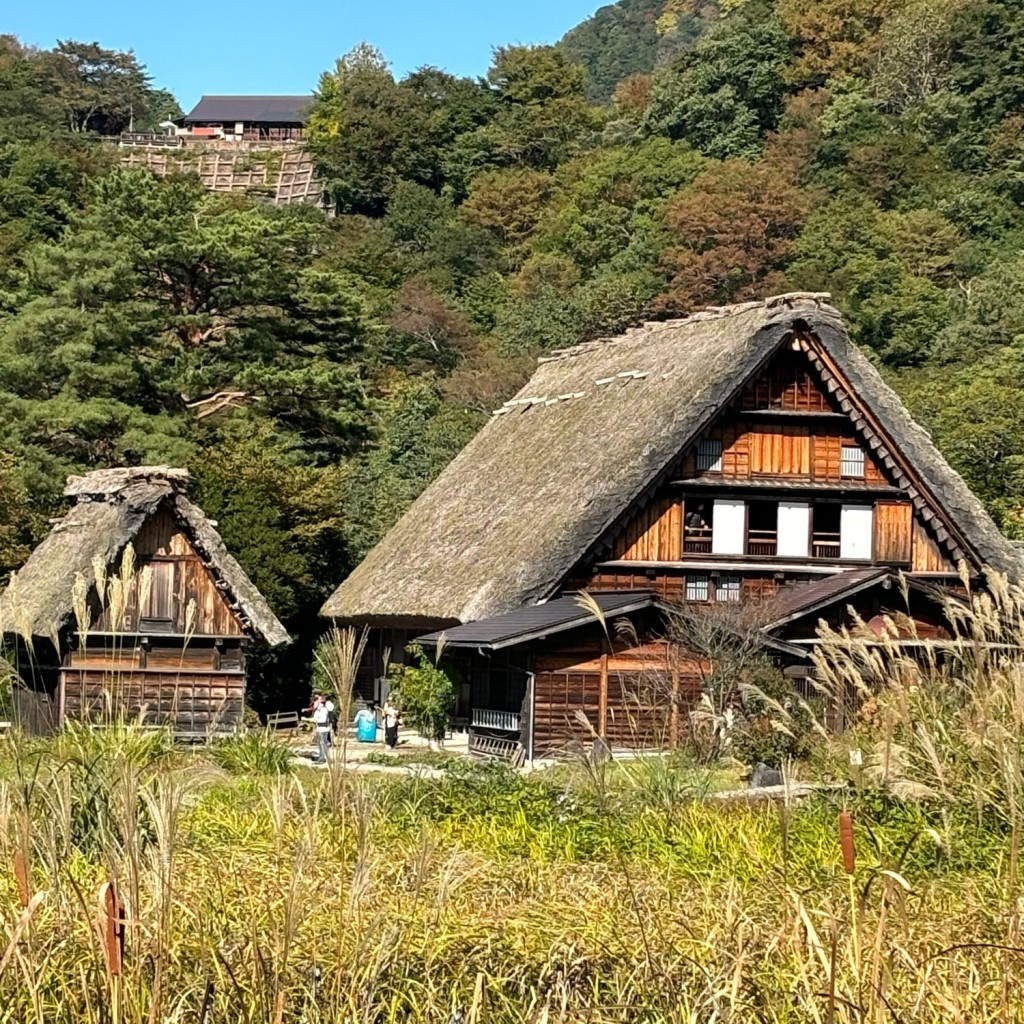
[210,730,294,776]
[387,646,456,742]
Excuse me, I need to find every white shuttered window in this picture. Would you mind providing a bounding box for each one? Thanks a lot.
[776,502,810,558]
[712,499,746,555]
[840,504,874,560]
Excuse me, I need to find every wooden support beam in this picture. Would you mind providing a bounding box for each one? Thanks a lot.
[669,665,680,748]
[598,652,609,740]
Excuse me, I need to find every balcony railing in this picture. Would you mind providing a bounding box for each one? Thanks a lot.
[679,530,845,560]
[812,533,841,559]
[747,530,777,557]
[471,708,521,732]
[683,527,712,554]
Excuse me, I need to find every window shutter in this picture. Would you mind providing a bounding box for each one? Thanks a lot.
[840,505,874,560]
[712,499,745,555]
[777,502,810,558]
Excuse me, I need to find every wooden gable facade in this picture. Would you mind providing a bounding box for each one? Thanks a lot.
[1,467,289,736]
[567,332,956,612]
[62,507,250,733]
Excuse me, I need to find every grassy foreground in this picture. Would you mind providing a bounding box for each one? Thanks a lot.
[4,572,1024,1023]
[0,717,1022,1024]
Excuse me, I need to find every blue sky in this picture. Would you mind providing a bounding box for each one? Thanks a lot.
[8,0,604,111]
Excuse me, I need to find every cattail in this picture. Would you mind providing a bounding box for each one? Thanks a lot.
[99,881,124,976]
[13,849,30,908]
[838,810,856,874]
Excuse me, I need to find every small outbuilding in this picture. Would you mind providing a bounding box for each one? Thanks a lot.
[177,95,311,141]
[0,466,289,735]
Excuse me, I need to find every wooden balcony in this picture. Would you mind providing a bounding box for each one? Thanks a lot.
[679,529,845,561]
[812,533,841,559]
[747,530,777,557]
[683,527,712,554]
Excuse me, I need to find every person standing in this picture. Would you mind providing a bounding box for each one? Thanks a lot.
[382,698,400,750]
[306,693,335,764]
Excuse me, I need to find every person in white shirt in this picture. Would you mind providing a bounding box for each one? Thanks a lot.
[306,693,335,764]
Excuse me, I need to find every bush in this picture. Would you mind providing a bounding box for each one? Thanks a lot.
[728,667,818,769]
[387,646,456,742]
[210,730,294,776]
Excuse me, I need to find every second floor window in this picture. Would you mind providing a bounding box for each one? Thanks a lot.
[696,438,723,472]
[841,445,865,478]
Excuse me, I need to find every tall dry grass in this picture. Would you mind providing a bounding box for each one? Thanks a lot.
[4,571,1024,1020]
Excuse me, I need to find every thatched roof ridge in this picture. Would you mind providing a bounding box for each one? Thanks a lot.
[0,467,289,646]
[322,296,1022,623]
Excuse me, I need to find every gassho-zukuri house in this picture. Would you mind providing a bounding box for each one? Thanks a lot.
[0,467,289,735]
[322,293,1023,759]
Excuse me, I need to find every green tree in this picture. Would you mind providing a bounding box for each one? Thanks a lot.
[42,40,155,134]
[558,0,664,103]
[0,169,371,496]
[644,3,790,158]
[482,46,601,170]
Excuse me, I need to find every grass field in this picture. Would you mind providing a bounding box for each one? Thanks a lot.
[4,574,1024,1022]
[0,714,1023,1024]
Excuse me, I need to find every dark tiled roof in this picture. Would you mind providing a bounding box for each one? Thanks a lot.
[415,591,659,650]
[184,95,311,124]
[762,568,891,631]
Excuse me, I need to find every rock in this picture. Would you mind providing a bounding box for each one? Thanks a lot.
[748,762,783,789]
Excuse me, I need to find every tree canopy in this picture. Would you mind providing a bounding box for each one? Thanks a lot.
[5,2,1024,706]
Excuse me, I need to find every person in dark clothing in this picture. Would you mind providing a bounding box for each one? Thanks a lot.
[382,699,400,749]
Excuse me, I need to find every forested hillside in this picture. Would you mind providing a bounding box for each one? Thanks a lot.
[2,2,1024,706]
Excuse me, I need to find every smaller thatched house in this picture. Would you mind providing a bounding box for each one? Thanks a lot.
[0,466,288,735]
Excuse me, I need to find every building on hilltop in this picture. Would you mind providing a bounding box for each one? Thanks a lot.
[321,294,1023,758]
[176,95,312,142]
[0,467,288,735]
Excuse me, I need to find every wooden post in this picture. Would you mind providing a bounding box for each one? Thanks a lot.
[99,880,125,1024]
[669,665,680,749]
[598,652,609,739]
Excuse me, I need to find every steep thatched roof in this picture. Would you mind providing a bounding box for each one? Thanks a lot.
[0,466,289,646]
[323,295,1023,624]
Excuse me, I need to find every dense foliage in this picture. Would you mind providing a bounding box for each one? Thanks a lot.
[4,1,1024,706]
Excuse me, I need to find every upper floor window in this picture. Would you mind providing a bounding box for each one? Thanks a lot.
[840,446,865,478]
[696,438,723,472]
[686,574,710,601]
[717,576,742,602]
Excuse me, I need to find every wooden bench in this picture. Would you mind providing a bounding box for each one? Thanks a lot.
[469,732,525,766]
[266,711,300,731]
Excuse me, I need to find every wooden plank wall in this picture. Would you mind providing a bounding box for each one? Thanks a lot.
[738,351,832,411]
[680,424,886,483]
[912,517,955,572]
[582,570,780,604]
[93,508,244,636]
[60,668,245,733]
[875,501,913,563]
[614,497,682,561]
[532,641,706,754]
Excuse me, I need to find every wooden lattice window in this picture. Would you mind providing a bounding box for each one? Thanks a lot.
[840,446,865,478]
[696,438,723,472]
[685,574,710,601]
[716,576,742,603]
